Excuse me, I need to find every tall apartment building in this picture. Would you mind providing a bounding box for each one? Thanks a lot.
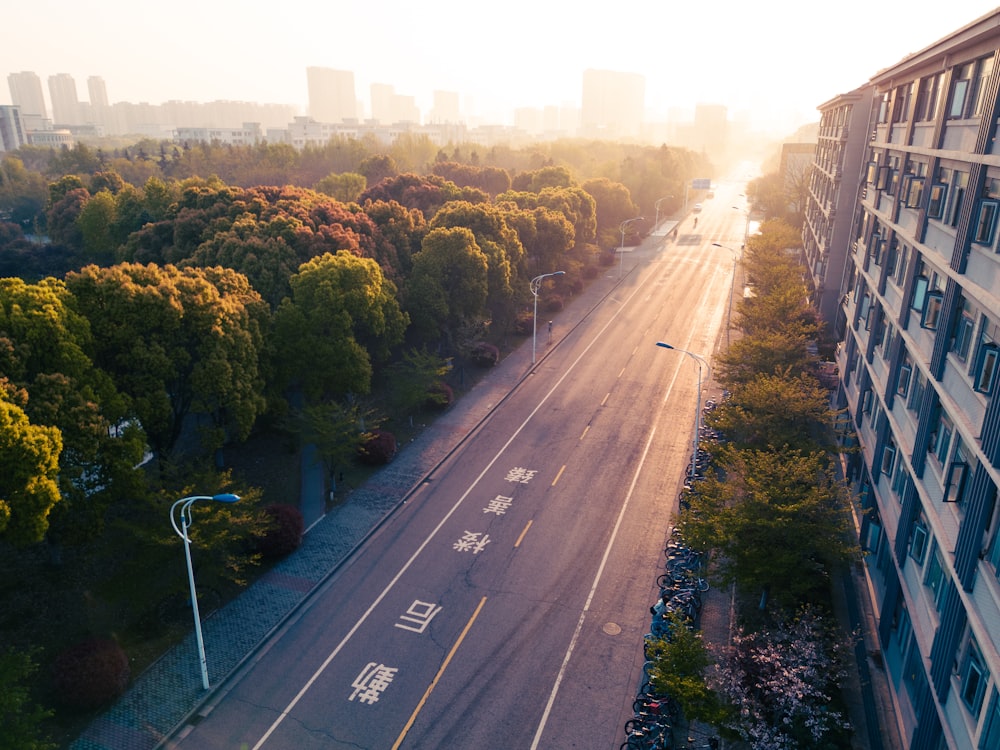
[7,70,47,118]
[835,9,1000,749]
[48,73,81,125]
[802,85,875,338]
[306,67,357,123]
[0,105,26,152]
[580,68,644,139]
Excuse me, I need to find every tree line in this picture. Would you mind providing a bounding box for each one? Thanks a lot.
[0,135,710,747]
[646,219,859,749]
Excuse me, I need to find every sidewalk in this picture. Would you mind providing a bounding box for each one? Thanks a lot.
[70,260,627,750]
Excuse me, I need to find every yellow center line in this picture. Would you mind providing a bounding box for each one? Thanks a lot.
[552,464,567,485]
[392,596,488,750]
[514,520,533,548]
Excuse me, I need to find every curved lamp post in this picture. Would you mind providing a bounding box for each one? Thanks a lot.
[530,271,564,364]
[170,492,241,689]
[654,196,673,231]
[655,343,711,486]
[732,205,751,248]
[712,242,741,345]
[618,216,644,278]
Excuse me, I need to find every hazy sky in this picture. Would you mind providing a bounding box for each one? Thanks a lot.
[5,0,1000,134]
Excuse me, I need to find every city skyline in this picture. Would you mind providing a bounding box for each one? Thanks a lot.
[5,0,1000,136]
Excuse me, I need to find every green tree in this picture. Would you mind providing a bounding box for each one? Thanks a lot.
[0,276,143,542]
[405,226,489,343]
[706,371,835,453]
[272,251,408,401]
[65,263,270,456]
[314,171,366,203]
[0,647,55,750]
[76,188,117,264]
[679,447,855,607]
[645,617,728,726]
[0,386,62,546]
[581,177,639,245]
[388,347,452,418]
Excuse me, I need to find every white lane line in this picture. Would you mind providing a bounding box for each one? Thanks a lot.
[252,266,660,748]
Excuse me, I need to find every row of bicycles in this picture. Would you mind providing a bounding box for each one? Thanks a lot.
[619,399,724,749]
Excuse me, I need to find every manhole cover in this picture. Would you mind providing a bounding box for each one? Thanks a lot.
[603,622,622,635]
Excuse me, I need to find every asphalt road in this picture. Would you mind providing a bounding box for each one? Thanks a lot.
[172,185,745,750]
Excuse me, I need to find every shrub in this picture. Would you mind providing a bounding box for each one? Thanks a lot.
[426,381,453,410]
[469,341,500,367]
[514,311,534,335]
[599,250,616,266]
[583,265,600,279]
[568,277,584,294]
[256,503,304,559]
[52,637,130,710]
[358,429,397,465]
[544,295,564,313]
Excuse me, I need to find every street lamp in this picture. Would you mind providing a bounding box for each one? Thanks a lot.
[530,271,564,365]
[712,242,740,345]
[618,216,644,278]
[732,205,751,248]
[169,492,241,690]
[655,343,711,486]
[654,196,673,231]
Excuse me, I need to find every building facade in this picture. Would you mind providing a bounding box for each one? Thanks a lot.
[306,67,357,124]
[835,9,1000,749]
[48,72,81,126]
[0,105,26,152]
[580,68,645,139]
[802,84,875,337]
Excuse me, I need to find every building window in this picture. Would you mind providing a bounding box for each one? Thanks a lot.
[922,291,943,329]
[909,369,927,412]
[923,543,947,610]
[903,176,925,208]
[892,460,910,499]
[952,297,976,362]
[929,406,954,465]
[927,183,947,219]
[897,360,913,398]
[973,200,1000,245]
[881,437,897,476]
[911,275,929,314]
[948,62,974,119]
[910,520,929,564]
[944,460,968,504]
[949,170,969,227]
[915,72,944,121]
[959,639,989,717]
[894,243,910,286]
[976,344,999,394]
[980,689,1000,750]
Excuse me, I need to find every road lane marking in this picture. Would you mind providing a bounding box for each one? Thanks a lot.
[530,427,659,750]
[251,258,679,749]
[579,423,590,439]
[391,596,488,750]
[552,464,567,485]
[601,393,610,406]
[514,520,533,548]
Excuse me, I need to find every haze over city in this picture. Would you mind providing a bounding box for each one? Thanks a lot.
[5,0,1000,136]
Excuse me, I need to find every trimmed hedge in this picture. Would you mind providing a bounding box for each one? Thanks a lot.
[256,503,304,559]
[426,381,453,410]
[52,637,130,710]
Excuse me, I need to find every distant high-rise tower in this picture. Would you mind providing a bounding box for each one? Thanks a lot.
[7,71,47,118]
[429,90,460,123]
[580,69,645,139]
[370,83,395,123]
[87,76,109,108]
[48,73,81,125]
[307,67,357,123]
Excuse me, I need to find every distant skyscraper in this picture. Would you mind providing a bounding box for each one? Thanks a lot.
[48,73,81,125]
[692,103,729,156]
[429,90,460,123]
[370,83,395,123]
[307,67,357,123]
[87,76,109,108]
[7,71,47,118]
[580,69,645,139]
